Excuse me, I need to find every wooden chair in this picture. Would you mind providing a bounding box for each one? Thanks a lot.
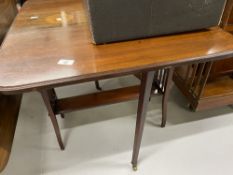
[0,0,20,172]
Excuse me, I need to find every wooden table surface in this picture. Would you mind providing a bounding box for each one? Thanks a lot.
[1,0,233,93]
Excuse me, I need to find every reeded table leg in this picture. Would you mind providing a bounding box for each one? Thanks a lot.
[40,89,65,150]
[161,68,174,128]
[131,71,155,170]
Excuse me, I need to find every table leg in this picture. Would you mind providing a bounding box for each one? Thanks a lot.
[131,70,155,170]
[95,80,102,91]
[161,68,174,128]
[40,89,65,150]
[51,89,65,119]
[60,113,65,119]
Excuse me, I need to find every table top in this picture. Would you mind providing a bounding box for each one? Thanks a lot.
[1,0,233,94]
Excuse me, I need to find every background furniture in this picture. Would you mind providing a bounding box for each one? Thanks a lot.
[209,0,233,80]
[173,0,233,111]
[0,95,21,172]
[0,0,20,173]
[221,0,233,32]
[0,0,17,43]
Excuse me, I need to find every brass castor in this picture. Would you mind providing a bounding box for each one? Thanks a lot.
[132,165,138,171]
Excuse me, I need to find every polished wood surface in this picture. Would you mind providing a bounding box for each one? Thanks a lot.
[1,0,233,93]
[0,0,17,43]
[0,94,22,172]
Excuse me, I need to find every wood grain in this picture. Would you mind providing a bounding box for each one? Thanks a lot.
[0,94,22,172]
[1,0,233,93]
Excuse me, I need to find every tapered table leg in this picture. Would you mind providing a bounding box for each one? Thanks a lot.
[40,89,65,150]
[50,89,65,119]
[161,68,174,128]
[131,71,155,170]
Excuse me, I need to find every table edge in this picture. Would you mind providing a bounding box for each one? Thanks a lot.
[1,50,233,95]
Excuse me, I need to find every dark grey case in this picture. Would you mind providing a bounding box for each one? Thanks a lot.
[85,0,226,44]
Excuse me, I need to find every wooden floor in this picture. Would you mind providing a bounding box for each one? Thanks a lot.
[0,94,22,173]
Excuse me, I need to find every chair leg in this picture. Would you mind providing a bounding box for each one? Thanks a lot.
[131,71,155,170]
[95,80,102,91]
[40,89,65,150]
[60,113,65,119]
[161,68,174,128]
